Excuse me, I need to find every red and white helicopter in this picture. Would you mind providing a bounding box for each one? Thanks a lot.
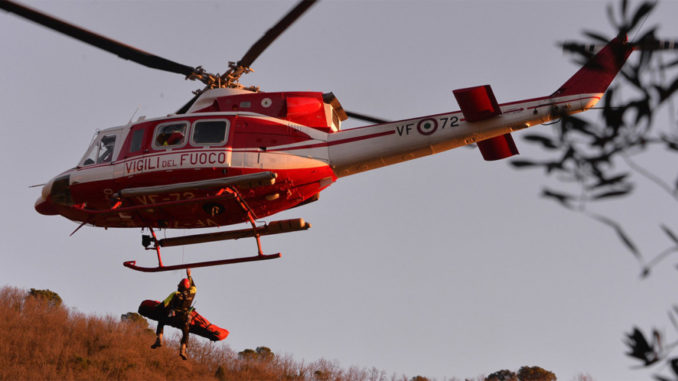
[1,0,633,272]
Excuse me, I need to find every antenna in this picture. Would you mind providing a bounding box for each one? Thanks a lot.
[128,106,140,125]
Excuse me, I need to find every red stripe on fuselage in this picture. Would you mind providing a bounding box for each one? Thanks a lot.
[269,130,396,152]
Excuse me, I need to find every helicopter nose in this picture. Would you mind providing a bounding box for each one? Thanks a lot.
[35,180,57,215]
[34,174,71,215]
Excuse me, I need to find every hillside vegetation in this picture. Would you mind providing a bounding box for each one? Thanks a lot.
[0,286,563,381]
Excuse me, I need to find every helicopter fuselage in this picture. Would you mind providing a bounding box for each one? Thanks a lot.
[34,87,603,230]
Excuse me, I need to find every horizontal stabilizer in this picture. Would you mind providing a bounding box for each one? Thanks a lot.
[452,85,518,160]
[453,85,502,122]
[477,133,519,161]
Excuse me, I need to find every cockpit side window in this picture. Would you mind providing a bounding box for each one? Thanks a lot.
[82,138,97,166]
[153,122,188,149]
[97,135,116,163]
[81,133,117,166]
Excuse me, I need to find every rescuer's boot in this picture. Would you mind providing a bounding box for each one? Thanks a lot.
[151,333,163,349]
[179,343,188,360]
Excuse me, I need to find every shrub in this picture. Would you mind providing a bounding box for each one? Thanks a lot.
[486,369,518,381]
[27,288,62,307]
[121,311,149,330]
[517,366,556,381]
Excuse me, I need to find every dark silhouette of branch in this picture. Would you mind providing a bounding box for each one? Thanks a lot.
[511,0,678,273]
[512,3,678,376]
[621,153,678,201]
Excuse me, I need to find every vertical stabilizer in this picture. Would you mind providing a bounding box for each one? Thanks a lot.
[552,35,634,97]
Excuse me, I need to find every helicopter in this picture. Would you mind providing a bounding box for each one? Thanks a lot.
[0,0,634,272]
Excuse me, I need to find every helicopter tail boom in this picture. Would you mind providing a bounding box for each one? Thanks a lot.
[326,36,633,177]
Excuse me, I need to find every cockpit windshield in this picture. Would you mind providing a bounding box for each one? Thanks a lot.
[80,128,123,166]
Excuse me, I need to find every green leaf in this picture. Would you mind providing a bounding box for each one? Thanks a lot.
[509,159,539,168]
[541,188,575,209]
[591,188,633,200]
[522,134,559,149]
[654,77,678,103]
[629,2,656,31]
[587,173,630,189]
[661,225,678,245]
[583,30,610,43]
[660,135,678,151]
[589,213,640,258]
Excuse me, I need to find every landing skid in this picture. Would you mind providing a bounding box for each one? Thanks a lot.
[123,253,281,272]
[123,218,310,272]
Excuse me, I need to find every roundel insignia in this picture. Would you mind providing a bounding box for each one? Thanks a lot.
[417,118,438,136]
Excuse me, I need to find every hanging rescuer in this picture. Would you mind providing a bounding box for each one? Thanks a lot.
[137,270,229,358]
[151,268,197,360]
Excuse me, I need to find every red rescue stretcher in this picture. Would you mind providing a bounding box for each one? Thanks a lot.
[138,299,229,341]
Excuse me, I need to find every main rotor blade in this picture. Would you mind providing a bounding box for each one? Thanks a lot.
[237,0,318,69]
[345,111,389,124]
[0,0,197,77]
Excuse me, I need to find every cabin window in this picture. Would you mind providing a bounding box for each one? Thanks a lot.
[153,122,187,149]
[97,135,116,163]
[129,129,145,153]
[191,120,229,146]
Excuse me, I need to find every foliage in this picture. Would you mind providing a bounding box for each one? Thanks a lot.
[507,0,678,379]
[484,366,555,381]
[121,311,150,330]
[27,287,62,307]
[625,312,678,381]
[516,366,556,381]
[238,346,275,362]
[0,286,217,380]
[0,286,574,380]
[485,369,518,381]
[2,285,476,381]
[509,0,678,277]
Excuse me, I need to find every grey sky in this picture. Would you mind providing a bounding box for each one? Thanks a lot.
[2,1,678,380]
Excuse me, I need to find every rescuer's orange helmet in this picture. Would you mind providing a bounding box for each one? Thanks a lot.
[178,278,191,291]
